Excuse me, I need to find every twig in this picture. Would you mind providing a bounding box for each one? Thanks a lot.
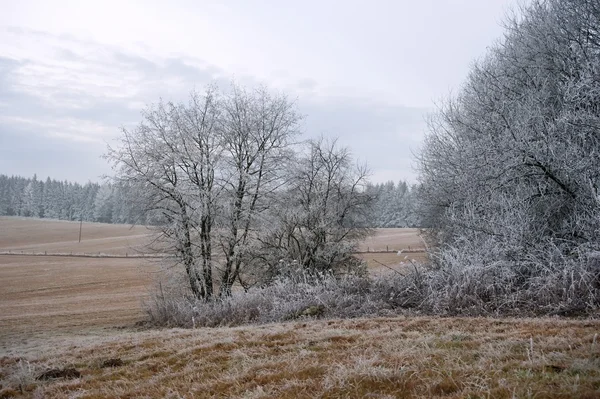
[371,258,406,276]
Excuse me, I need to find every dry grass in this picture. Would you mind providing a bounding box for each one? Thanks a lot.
[1,317,599,398]
[4,218,598,398]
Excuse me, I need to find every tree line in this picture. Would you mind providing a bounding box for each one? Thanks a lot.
[0,174,420,229]
[364,180,420,228]
[0,174,146,224]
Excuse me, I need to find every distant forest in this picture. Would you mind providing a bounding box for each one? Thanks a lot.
[0,174,146,225]
[0,174,420,228]
[364,180,420,228]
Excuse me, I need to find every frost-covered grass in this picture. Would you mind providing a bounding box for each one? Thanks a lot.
[146,253,600,329]
[2,317,599,398]
[146,273,402,328]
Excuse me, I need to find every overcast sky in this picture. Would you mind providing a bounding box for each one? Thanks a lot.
[0,0,524,184]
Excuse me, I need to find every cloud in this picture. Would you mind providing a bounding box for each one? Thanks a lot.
[0,28,427,183]
[300,97,428,182]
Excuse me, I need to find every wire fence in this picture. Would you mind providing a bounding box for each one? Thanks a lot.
[0,246,427,259]
[0,250,169,259]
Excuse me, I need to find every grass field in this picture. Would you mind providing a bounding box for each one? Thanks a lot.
[1,217,599,398]
[2,317,599,398]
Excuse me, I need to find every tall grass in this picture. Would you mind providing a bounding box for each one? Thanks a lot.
[147,248,600,328]
[146,270,410,328]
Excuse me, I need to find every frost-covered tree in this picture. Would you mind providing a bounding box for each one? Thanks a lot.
[215,86,301,296]
[365,180,420,228]
[418,0,600,313]
[22,180,37,217]
[0,174,139,224]
[253,138,373,284]
[108,88,221,300]
[107,84,302,300]
[93,184,114,223]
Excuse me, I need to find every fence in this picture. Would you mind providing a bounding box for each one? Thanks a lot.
[0,250,168,259]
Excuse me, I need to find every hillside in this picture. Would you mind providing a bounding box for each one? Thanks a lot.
[1,317,599,398]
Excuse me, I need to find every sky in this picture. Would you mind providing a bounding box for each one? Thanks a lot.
[0,0,524,184]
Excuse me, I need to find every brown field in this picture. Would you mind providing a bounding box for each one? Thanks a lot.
[0,217,159,355]
[0,218,424,345]
[356,228,428,272]
[0,256,158,346]
[358,228,425,252]
[0,217,152,256]
[2,217,599,398]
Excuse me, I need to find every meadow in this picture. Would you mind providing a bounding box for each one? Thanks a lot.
[1,217,599,398]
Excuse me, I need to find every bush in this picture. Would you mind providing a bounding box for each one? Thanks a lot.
[145,270,421,328]
[145,250,600,328]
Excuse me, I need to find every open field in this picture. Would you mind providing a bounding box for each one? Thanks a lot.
[0,217,152,256]
[356,228,427,272]
[0,217,424,347]
[358,228,425,252]
[356,252,428,275]
[3,217,599,398]
[0,256,158,348]
[1,317,599,398]
[0,217,161,357]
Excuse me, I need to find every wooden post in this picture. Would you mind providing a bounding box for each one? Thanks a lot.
[78,217,83,243]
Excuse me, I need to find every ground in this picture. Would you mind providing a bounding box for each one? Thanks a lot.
[2,317,599,398]
[1,217,599,398]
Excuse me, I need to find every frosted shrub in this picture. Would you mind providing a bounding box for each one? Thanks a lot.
[145,270,415,328]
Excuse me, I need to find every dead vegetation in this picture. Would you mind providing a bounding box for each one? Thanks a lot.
[1,317,599,398]
[2,218,599,397]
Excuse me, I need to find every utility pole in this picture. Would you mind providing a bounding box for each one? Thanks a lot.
[78,215,83,243]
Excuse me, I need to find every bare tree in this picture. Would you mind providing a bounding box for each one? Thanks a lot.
[107,84,303,299]
[256,137,373,282]
[215,85,302,296]
[107,87,221,300]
